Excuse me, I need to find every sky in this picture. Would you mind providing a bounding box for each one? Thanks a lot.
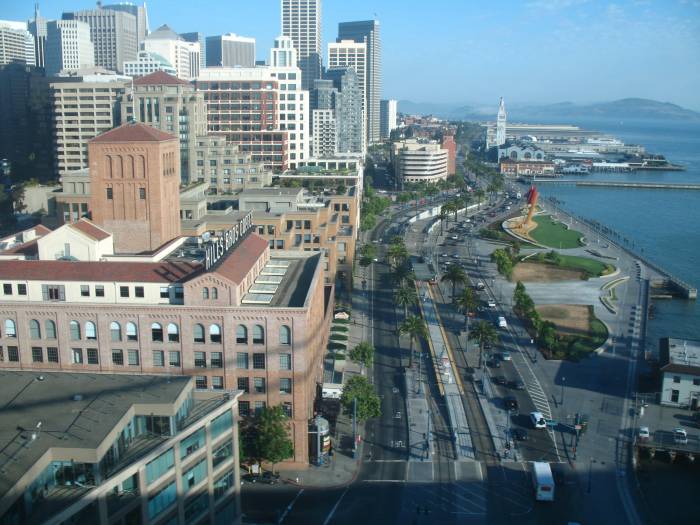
[4,0,700,110]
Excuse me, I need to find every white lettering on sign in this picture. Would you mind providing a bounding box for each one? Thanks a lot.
[204,212,254,271]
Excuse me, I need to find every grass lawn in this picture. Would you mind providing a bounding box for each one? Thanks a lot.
[530,215,584,249]
[537,305,608,360]
[523,253,615,279]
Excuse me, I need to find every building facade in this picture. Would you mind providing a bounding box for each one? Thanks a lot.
[392,139,448,185]
[660,338,700,408]
[62,7,138,73]
[311,108,337,158]
[144,25,200,80]
[337,20,381,145]
[498,159,556,177]
[123,50,178,78]
[324,67,364,154]
[0,371,242,525]
[281,0,322,91]
[182,32,206,69]
[205,34,256,68]
[45,20,94,76]
[380,99,397,139]
[103,2,150,49]
[0,20,36,67]
[441,134,457,176]
[49,70,130,176]
[328,41,366,143]
[27,4,47,68]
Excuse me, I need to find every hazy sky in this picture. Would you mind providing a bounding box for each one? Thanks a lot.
[5,0,700,109]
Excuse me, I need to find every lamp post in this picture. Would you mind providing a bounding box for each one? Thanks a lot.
[561,376,566,406]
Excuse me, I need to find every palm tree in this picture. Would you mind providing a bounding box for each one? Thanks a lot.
[441,264,467,301]
[470,320,498,369]
[392,263,415,287]
[399,315,428,367]
[455,287,478,332]
[475,189,486,210]
[450,197,462,223]
[387,243,408,268]
[395,285,418,319]
[439,206,448,236]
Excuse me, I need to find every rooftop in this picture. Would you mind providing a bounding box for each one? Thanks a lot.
[89,123,177,144]
[0,371,191,504]
[660,337,700,374]
[132,70,190,86]
[68,219,111,241]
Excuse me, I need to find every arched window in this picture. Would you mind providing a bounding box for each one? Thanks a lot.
[236,325,248,344]
[202,287,209,300]
[151,322,163,342]
[85,321,97,340]
[69,320,81,341]
[126,322,138,342]
[210,324,222,344]
[4,319,17,338]
[193,323,205,344]
[167,323,179,343]
[510,151,518,160]
[110,322,122,342]
[524,152,532,160]
[45,320,57,339]
[279,325,291,346]
[212,287,218,300]
[253,325,265,345]
[29,319,41,339]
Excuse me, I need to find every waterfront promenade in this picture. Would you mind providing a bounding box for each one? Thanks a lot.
[534,180,700,191]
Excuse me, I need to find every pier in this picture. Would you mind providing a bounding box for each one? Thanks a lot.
[534,180,700,191]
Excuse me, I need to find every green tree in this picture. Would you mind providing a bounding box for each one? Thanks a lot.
[395,284,418,319]
[439,206,448,235]
[387,243,408,268]
[254,406,294,473]
[341,376,381,421]
[455,287,478,332]
[399,315,428,367]
[349,342,375,368]
[470,320,498,369]
[475,189,486,210]
[392,264,415,287]
[441,264,467,301]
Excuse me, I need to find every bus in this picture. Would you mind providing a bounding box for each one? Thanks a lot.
[531,462,555,502]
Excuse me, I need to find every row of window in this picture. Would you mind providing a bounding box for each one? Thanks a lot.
[2,319,292,346]
[238,400,292,418]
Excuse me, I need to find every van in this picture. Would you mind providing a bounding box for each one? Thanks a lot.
[531,462,555,502]
[487,300,497,309]
[530,411,547,429]
[498,316,507,329]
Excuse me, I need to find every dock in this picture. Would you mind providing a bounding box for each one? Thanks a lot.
[534,179,700,191]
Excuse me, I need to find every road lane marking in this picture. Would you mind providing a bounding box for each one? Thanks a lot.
[322,486,350,525]
[278,489,305,524]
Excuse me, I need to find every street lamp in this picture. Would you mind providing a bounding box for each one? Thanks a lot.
[561,376,566,406]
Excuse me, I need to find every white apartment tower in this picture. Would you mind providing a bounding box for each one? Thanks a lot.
[338,20,381,145]
[281,0,322,90]
[45,20,94,76]
[142,24,199,80]
[0,21,36,67]
[380,99,398,139]
[312,109,337,157]
[496,97,507,146]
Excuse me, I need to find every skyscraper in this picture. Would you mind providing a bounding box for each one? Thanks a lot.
[45,20,94,76]
[328,40,366,147]
[380,99,397,139]
[338,20,381,144]
[27,3,47,68]
[281,0,321,91]
[325,67,364,154]
[181,31,206,69]
[143,24,199,80]
[206,34,255,68]
[62,7,137,73]
[102,2,149,48]
[0,21,36,67]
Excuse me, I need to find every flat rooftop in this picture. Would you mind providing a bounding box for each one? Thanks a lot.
[0,372,191,503]
[242,252,321,308]
[660,338,700,373]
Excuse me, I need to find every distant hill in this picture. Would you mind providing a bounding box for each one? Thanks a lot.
[399,98,700,122]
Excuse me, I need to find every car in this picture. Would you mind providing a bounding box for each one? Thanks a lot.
[493,375,507,386]
[512,428,528,441]
[509,379,526,390]
[487,300,497,308]
[452,254,460,259]
[476,282,485,290]
[260,471,280,485]
[441,253,449,258]
[638,426,650,442]
[241,473,258,484]
[487,359,501,369]
[530,411,547,429]
[673,427,688,444]
[504,396,519,411]
[451,235,459,241]
[501,351,512,361]
[483,341,492,350]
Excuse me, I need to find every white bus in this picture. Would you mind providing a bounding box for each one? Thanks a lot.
[531,462,555,502]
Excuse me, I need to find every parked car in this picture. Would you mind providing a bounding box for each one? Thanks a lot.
[487,359,501,369]
[493,376,507,386]
[512,428,528,441]
[501,351,512,361]
[638,426,650,442]
[509,379,526,390]
[673,427,688,444]
[530,411,547,429]
[505,396,519,411]
[260,471,280,485]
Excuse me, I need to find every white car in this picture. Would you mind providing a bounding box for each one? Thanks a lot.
[673,427,688,444]
[501,351,512,361]
[530,411,547,429]
[638,426,650,441]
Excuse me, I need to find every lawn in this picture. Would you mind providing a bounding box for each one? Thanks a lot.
[529,215,584,249]
[519,252,615,280]
[536,305,608,360]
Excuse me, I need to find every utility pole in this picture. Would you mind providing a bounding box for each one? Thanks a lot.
[352,397,357,459]
[561,376,566,406]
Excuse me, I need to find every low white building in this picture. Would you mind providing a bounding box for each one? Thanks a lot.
[391,139,448,185]
[660,337,700,409]
[498,143,546,162]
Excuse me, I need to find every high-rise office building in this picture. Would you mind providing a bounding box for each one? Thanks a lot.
[45,20,94,76]
[103,2,149,48]
[49,70,130,175]
[328,41,366,146]
[206,34,255,68]
[181,32,206,69]
[324,68,364,154]
[281,0,321,90]
[338,20,381,144]
[27,4,47,68]
[0,21,36,67]
[143,24,199,80]
[380,99,397,139]
[123,50,177,78]
[62,7,137,73]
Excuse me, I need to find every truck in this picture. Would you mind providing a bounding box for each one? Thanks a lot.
[531,462,555,502]
[322,383,343,400]
[497,316,508,329]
